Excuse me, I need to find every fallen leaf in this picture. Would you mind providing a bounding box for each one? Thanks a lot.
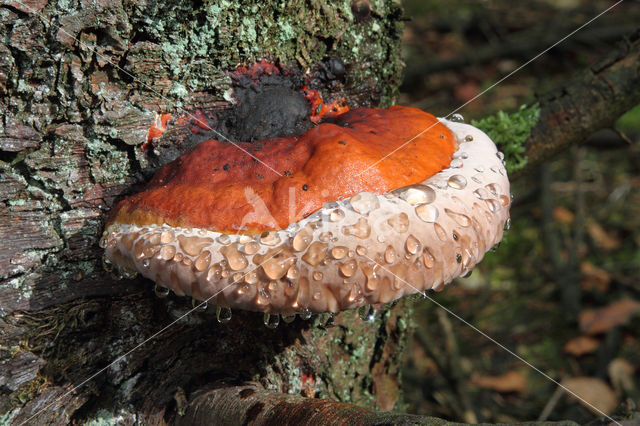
[553,206,574,224]
[580,261,611,293]
[608,358,636,394]
[587,221,621,251]
[564,336,600,356]
[470,370,527,394]
[562,377,618,415]
[579,299,640,335]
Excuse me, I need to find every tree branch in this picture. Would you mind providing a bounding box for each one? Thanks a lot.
[519,28,640,176]
[175,382,579,426]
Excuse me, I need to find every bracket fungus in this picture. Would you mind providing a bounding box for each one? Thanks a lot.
[101,106,511,318]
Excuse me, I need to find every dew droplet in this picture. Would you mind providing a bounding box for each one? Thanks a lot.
[394,185,436,206]
[387,212,410,233]
[330,209,345,222]
[178,235,212,256]
[447,175,467,190]
[464,135,474,142]
[216,234,231,245]
[216,306,232,323]
[422,248,435,269]
[302,242,328,266]
[504,218,511,231]
[141,258,150,268]
[331,246,348,259]
[405,234,420,255]
[194,251,211,272]
[192,299,207,312]
[319,232,333,242]
[445,209,471,227]
[206,264,222,282]
[264,313,280,329]
[243,241,260,255]
[384,246,396,264]
[456,253,462,263]
[160,230,175,243]
[313,271,323,281]
[298,308,312,320]
[461,270,473,278]
[349,192,379,215]
[342,217,371,239]
[259,231,281,246]
[244,270,258,284]
[159,245,176,260]
[433,223,448,241]
[292,227,313,252]
[286,265,299,280]
[450,159,463,168]
[415,204,439,223]
[361,262,379,291]
[485,199,500,212]
[485,183,499,196]
[451,113,465,122]
[339,259,357,277]
[473,188,489,200]
[220,244,248,271]
[255,246,296,280]
[356,245,367,256]
[496,151,505,160]
[154,284,170,298]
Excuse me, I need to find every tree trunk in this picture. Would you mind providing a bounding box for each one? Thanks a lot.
[1,1,638,424]
[1,1,409,423]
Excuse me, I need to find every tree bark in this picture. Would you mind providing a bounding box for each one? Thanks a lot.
[1,1,638,425]
[1,1,409,424]
[519,28,640,176]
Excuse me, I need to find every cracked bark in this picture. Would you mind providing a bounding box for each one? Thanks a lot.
[0,1,638,424]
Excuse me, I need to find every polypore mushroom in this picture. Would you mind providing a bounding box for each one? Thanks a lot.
[101,106,510,318]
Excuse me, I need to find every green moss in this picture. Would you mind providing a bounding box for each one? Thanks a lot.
[616,102,640,131]
[471,103,540,174]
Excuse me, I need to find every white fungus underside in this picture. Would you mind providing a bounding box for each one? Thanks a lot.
[102,120,511,314]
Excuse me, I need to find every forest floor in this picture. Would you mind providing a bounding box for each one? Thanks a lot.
[399,1,640,423]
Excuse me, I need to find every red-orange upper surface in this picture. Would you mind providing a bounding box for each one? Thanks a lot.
[108,106,457,233]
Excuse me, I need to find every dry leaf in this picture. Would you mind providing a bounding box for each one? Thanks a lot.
[564,336,600,356]
[580,261,611,293]
[553,206,575,224]
[608,358,636,394]
[562,377,618,415]
[470,370,527,393]
[579,299,640,335]
[587,221,621,251]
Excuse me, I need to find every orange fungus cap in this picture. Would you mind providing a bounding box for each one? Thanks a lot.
[108,106,457,233]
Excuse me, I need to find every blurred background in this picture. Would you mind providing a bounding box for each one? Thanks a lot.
[398,0,640,423]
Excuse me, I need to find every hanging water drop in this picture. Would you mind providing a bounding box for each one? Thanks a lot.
[192,299,207,312]
[264,313,280,329]
[154,284,170,298]
[298,308,313,320]
[216,306,232,323]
